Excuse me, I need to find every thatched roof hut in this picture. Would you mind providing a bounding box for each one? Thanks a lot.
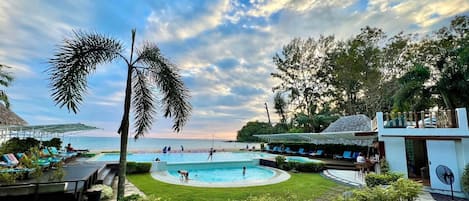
[0,105,27,126]
[322,114,371,133]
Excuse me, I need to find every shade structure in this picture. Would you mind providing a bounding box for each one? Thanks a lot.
[0,123,99,143]
[254,131,377,146]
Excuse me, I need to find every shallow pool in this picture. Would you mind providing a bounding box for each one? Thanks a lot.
[168,165,274,183]
[93,152,277,164]
[286,156,323,163]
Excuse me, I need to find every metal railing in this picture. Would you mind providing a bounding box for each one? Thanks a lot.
[382,109,458,128]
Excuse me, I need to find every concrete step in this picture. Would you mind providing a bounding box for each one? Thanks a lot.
[103,170,116,186]
[97,168,111,184]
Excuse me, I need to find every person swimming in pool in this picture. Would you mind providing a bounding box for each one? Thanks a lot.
[177,170,189,181]
[242,166,246,176]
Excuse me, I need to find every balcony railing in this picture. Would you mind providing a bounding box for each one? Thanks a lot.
[382,109,458,128]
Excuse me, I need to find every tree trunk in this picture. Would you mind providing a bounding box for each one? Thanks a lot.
[117,64,133,200]
[117,29,136,200]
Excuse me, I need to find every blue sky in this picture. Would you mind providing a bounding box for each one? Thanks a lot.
[1,0,468,140]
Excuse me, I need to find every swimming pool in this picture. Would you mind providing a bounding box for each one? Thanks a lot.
[153,161,290,187]
[286,156,323,163]
[168,165,273,183]
[93,152,277,164]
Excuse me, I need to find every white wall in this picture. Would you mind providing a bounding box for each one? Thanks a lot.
[382,137,408,178]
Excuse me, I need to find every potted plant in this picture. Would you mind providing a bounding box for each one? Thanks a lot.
[462,164,469,198]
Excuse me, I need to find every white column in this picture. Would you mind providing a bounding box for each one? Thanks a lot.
[456,108,468,130]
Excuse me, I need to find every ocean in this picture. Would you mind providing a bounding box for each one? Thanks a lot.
[62,136,259,152]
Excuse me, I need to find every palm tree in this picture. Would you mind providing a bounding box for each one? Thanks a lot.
[48,29,191,199]
[0,64,13,108]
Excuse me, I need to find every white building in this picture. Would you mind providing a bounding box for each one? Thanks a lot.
[376,108,469,197]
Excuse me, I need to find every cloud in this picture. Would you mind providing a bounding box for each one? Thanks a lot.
[145,0,231,42]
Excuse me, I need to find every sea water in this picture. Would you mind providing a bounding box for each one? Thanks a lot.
[61,136,259,152]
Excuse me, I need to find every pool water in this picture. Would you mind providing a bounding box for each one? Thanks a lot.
[168,166,274,183]
[94,152,277,164]
[286,156,322,163]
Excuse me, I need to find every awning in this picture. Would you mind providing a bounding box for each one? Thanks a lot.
[1,123,99,133]
[0,123,99,142]
[254,131,377,146]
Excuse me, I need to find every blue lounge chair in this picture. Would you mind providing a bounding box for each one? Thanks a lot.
[272,146,280,153]
[41,149,63,164]
[336,151,353,160]
[16,153,51,168]
[309,150,324,157]
[49,146,76,159]
[297,148,306,155]
[284,147,294,154]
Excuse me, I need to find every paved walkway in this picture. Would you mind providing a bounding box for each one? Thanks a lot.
[110,177,146,201]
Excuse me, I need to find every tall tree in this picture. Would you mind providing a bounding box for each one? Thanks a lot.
[329,27,384,116]
[273,92,287,124]
[415,16,469,109]
[272,35,336,115]
[0,64,13,109]
[48,29,191,199]
[392,64,432,112]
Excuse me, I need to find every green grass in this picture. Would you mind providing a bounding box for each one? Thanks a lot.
[127,172,350,201]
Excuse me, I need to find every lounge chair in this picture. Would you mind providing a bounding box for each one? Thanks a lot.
[41,148,64,163]
[309,150,324,157]
[284,147,294,154]
[335,151,352,160]
[297,148,306,155]
[272,146,280,153]
[1,153,20,167]
[16,153,51,168]
[48,146,77,159]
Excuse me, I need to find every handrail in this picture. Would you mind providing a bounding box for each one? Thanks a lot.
[382,109,458,128]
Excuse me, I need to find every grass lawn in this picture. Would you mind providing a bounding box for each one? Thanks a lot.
[127,172,351,201]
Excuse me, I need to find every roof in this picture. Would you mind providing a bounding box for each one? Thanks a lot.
[322,114,371,133]
[254,131,377,146]
[0,105,27,126]
[1,123,99,134]
[254,114,375,146]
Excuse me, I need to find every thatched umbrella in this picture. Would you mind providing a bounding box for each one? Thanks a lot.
[0,104,27,126]
[322,114,371,133]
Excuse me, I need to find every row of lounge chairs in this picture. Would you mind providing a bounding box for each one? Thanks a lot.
[0,147,78,177]
[266,146,325,157]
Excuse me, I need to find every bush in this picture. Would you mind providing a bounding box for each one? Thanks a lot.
[462,163,469,193]
[275,155,286,169]
[126,162,152,174]
[42,138,62,149]
[392,178,422,201]
[335,178,422,201]
[0,137,40,153]
[242,193,298,201]
[365,172,403,187]
[0,172,18,184]
[295,162,325,172]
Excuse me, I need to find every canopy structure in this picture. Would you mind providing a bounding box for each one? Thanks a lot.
[254,131,377,146]
[0,123,99,143]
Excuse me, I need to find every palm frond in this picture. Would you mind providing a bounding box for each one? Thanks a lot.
[132,69,156,139]
[0,64,13,87]
[48,31,124,113]
[136,43,192,132]
[0,90,10,108]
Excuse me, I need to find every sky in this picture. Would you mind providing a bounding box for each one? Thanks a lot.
[1,0,468,140]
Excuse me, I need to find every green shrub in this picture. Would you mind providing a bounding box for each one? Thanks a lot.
[126,162,152,174]
[380,158,390,174]
[462,163,469,193]
[0,137,40,153]
[275,155,286,169]
[335,178,422,201]
[392,178,422,201]
[365,172,403,187]
[42,138,62,149]
[242,192,298,201]
[120,193,145,201]
[0,172,18,184]
[295,162,325,172]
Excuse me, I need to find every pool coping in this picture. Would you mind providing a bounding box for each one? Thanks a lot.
[151,166,291,188]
